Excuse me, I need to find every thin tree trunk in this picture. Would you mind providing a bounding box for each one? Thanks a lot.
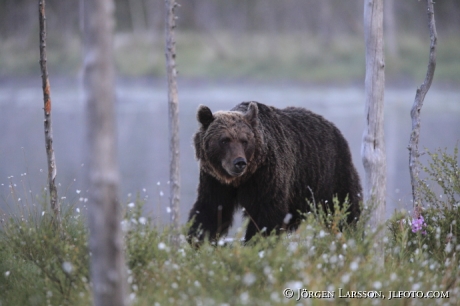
[39,0,61,228]
[408,0,437,211]
[165,0,181,235]
[81,0,127,305]
[362,0,386,227]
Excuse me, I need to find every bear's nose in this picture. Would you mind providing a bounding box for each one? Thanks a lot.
[233,157,247,172]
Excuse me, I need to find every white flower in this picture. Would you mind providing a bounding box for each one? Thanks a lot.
[341,273,350,283]
[350,260,359,271]
[243,273,256,286]
[286,281,303,290]
[62,262,73,274]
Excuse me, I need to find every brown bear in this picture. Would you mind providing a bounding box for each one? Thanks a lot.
[187,101,362,245]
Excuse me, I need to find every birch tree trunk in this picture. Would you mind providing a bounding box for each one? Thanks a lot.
[81,0,127,305]
[408,0,437,210]
[165,0,181,234]
[362,0,386,227]
[39,0,61,228]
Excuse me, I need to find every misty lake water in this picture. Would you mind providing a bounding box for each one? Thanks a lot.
[1,77,459,228]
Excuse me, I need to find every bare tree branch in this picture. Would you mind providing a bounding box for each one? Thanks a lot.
[39,0,61,228]
[408,0,438,211]
[165,0,181,235]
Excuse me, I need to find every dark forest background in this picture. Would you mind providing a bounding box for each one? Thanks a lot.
[2,0,460,38]
[1,0,460,83]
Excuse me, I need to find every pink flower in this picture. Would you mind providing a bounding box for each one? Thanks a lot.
[411,215,427,235]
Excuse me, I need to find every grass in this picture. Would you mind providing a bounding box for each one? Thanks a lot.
[0,147,459,305]
[1,31,460,84]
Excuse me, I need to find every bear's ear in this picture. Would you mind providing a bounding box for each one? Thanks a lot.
[197,105,214,128]
[244,102,259,126]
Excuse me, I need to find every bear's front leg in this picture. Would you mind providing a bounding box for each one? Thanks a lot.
[241,192,290,243]
[243,208,287,242]
[187,172,237,246]
[233,162,293,242]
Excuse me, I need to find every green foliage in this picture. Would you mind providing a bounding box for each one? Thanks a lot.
[1,148,460,305]
[387,146,459,295]
[0,204,90,305]
[420,145,459,210]
[125,202,376,305]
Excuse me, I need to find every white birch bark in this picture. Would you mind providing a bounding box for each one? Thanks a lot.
[81,0,128,304]
[165,0,181,234]
[362,0,386,227]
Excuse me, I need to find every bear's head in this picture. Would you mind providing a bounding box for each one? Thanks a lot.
[194,102,262,185]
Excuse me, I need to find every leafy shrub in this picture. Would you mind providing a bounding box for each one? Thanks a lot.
[387,146,459,289]
[0,201,90,305]
[1,149,459,305]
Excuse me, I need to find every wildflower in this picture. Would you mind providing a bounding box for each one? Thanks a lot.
[243,272,256,286]
[412,207,426,235]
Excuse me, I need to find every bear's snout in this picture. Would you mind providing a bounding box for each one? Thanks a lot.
[221,156,248,177]
[233,157,247,172]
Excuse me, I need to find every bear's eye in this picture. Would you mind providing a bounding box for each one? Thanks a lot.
[220,138,230,145]
[241,139,248,146]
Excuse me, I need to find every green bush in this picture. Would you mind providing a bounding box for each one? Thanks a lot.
[1,147,459,305]
[387,145,459,290]
[0,202,90,305]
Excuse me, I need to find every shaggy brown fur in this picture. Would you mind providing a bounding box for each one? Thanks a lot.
[188,101,362,245]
